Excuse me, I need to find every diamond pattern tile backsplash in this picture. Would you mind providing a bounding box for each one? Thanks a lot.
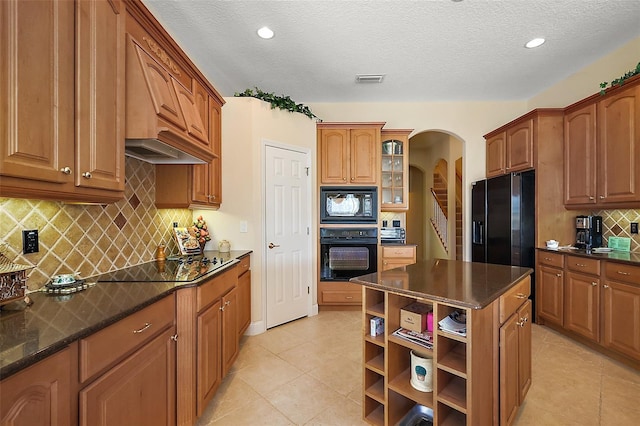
[598,209,640,252]
[0,157,192,290]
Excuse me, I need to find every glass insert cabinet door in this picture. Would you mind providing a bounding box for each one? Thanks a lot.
[381,130,411,211]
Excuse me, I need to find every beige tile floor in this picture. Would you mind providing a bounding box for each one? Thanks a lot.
[196,310,640,426]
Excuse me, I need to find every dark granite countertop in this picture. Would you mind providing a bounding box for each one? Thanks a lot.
[350,258,532,309]
[537,247,640,266]
[0,250,251,380]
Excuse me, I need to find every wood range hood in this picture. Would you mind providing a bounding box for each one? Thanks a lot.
[124,34,213,164]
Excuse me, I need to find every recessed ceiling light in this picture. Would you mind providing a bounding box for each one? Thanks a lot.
[257,26,274,39]
[525,38,545,49]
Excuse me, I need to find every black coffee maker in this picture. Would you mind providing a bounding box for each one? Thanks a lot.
[575,215,603,249]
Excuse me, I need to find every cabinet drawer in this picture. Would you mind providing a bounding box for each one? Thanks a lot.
[605,262,640,285]
[381,245,416,260]
[197,266,237,312]
[538,251,564,268]
[499,276,531,324]
[237,256,250,277]
[566,256,600,275]
[318,281,362,305]
[79,295,175,383]
[321,290,362,304]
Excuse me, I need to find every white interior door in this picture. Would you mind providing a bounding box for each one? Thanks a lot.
[265,144,311,328]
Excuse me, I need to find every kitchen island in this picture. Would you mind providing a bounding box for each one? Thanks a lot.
[350,259,533,426]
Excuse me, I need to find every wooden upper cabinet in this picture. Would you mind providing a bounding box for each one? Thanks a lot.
[486,118,534,178]
[0,0,124,202]
[506,118,534,173]
[319,128,349,184]
[76,0,126,193]
[563,78,640,208]
[130,40,187,130]
[318,123,382,185]
[597,82,640,205]
[349,128,378,184]
[486,132,506,177]
[173,79,208,146]
[0,0,75,184]
[564,103,597,205]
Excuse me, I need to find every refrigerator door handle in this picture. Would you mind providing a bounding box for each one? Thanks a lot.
[472,221,484,244]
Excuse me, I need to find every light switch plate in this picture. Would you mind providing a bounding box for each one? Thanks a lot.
[22,229,39,254]
[239,221,248,233]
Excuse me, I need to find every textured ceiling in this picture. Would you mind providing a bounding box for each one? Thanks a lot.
[142,0,640,102]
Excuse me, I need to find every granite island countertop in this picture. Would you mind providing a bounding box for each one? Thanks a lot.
[350,258,532,309]
[0,250,251,379]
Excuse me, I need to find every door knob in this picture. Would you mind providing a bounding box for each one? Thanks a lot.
[268,242,280,249]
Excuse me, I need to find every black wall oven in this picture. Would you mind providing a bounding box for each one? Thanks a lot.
[320,186,377,224]
[320,228,378,281]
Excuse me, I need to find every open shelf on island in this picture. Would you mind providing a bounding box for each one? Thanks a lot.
[388,368,434,408]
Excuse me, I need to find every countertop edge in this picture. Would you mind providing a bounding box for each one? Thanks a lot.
[537,247,640,266]
[0,250,252,380]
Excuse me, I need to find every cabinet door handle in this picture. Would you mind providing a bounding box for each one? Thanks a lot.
[515,293,527,299]
[225,300,231,306]
[517,316,529,327]
[60,166,72,175]
[616,271,631,276]
[342,177,347,181]
[133,322,152,334]
[591,282,598,286]
[170,334,178,342]
[82,172,92,179]
[603,284,610,289]
[345,296,353,299]
[575,263,587,267]
[556,273,562,277]
[220,305,225,311]
[544,257,552,261]
[599,195,605,199]
[589,196,594,200]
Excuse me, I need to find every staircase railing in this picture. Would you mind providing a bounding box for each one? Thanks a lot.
[430,188,448,251]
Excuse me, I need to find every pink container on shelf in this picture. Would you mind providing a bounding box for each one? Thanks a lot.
[427,312,433,332]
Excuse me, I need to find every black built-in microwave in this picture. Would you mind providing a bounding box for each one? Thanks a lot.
[320,186,378,224]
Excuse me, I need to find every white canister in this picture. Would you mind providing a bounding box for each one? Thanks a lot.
[218,240,231,253]
[410,350,433,392]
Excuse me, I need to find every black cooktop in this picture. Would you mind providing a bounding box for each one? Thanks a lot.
[97,256,235,283]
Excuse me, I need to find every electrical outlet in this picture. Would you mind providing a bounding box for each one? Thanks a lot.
[631,222,639,234]
[22,229,39,254]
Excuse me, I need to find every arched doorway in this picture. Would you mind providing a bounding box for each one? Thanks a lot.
[406,130,464,261]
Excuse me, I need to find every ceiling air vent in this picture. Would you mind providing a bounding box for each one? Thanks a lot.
[355,74,385,83]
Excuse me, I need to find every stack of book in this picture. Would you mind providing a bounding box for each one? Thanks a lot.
[438,310,467,337]
[392,327,433,350]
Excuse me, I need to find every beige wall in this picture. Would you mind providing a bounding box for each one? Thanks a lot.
[194,97,317,333]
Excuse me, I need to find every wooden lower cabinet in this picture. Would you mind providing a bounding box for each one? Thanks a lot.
[602,279,640,361]
[537,264,564,326]
[79,327,176,426]
[564,271,600,342]
[381,245,417,271]
[237,267,252,337]
[536,250,640,367]
[221,287,239,376]
[500,300,532,426]
[361,276,531,426]
[0,348,72,425]
[196,299,223,414]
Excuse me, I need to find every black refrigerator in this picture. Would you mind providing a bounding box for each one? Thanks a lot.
[471,170,536,315]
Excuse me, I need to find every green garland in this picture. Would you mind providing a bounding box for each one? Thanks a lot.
[234,87,318,120]
[599,61,640,95]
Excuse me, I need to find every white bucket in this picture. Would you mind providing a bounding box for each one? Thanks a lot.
[410,350,433,392]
